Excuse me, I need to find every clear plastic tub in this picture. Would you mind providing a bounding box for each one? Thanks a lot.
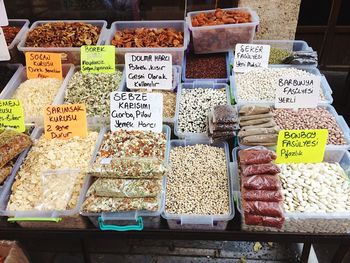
[81,125,171,231]
[231,65,334,105]
[162,139,234,230]
[17,20,108,65]
[0,125,103,229]
[0,64,75,125]
[174,82,231,139]
[182,52,230,83]
[105,20,189,66]
[232,146,350,233]
[186,7,259,54]
[0,63,23,92]
[4,19,30,62]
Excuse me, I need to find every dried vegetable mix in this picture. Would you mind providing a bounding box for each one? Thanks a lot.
[2,26,21,45]
[25,22,101,47]
[191,8,252,26]
[65,70,123,117]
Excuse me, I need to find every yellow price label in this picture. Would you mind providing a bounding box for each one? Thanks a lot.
[276,129,328,164]
[0,100,25,132]
[81,45,115,74]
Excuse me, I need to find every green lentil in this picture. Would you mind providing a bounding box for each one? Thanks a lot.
[65,70,123,116]
[269,47,292,64]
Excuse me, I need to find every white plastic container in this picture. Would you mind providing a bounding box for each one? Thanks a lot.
[186,7,259,54]
[105,20,189,66]
[0,125,103,229]
[17,20,108,65]
[0,64,75,125]
[162,139,234,230]
[174,82,231,139]
[231,65,333,105]
[4,19,30,62]
[232,146,350,233]
[81,125,171,230]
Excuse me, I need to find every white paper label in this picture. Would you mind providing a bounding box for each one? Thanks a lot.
[233,44,270,73]
[125,53,172,90]
[110,92,163,133]
[0,0,8,26]
[275,76,320,109]
[0,28,10,61]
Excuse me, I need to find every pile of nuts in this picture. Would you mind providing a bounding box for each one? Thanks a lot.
[272,107,346,145]
[165,144,230,215]
[2,26,21,45]
[25,22,101,47]
[191,8,252,26]
[177,88,227,134]
[112,28,184,48]
[65,70,123,117]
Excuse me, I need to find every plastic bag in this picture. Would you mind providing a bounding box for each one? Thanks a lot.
[212,105,238,124]
[86,178,162,198]
[239,117,273,127]
[243,200,284,217]
[241,163,280,177]
[242,174,280,190]
[244,213,285,228]
[238,148,277,165]
[239,105,271,116]
[239,112,273,121]
[0,129,32,169]
[242,189,283,202]
[35,169,78,211]
[240,120,277,130]
[238,127,279,138]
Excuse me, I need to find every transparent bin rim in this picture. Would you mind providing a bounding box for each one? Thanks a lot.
[0,124,104,218]
[106,20,190,52]
[17,20,108,52]
[174,82,231,139]
[80,124,171,220]
[162,139,235,225]
[6,19,30,50]
[230,65,333,105]
[182,52,230,83]
[235,103,350,150]
[186,7,259,30]
[232,146,350,219]
[252,39,313,52]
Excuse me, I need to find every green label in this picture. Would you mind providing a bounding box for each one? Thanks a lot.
[81,45,115,74]
[0,99,25,132]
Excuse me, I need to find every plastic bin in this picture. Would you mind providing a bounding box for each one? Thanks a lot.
[81,125,171,230]
[3,19,30,63]
[162,139,234,230]
[182,52,230,83]
[186,7,259,54]
[231,65,333,105]
[232,146,350,233]
[0,64,74,125]
[106,20,189,66]
[174,82,231,139]
[17,20,108,65]
[0,63,23,92]
[0,125,103,229]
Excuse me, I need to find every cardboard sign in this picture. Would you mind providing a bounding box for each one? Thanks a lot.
[110,92,163,133]
[44,104,88,140]
[80,45,115,74]
[275,75,320,109]
[25,52,63,79]
[125,53,172,90]
[0,100,25,132]
[0,0,8,26]
[233,44,270,73]
[0,28,10,61]
[276,129,328,164]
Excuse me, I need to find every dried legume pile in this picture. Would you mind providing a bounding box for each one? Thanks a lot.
[235,68,326,101]
[166,144,230,215]
[178,88,227,134]
[7,131,98,211]
[13,78,62,119]
[272,107,346,145]
[2,26,21,45]
[269,47,292,64]
[25,22,101,47]
[185,53,227,79]
[65,70,123,117]
[0,66,16,91]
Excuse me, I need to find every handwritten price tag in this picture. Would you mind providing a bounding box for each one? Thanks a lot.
[25,52,63,79]
[276,129,328,163]
[81,45,115,74]
[44,104,88,140]
[0,100,25,132]
[233,44,270,73]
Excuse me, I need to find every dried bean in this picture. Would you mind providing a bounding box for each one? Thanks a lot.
[185,53,227,79]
